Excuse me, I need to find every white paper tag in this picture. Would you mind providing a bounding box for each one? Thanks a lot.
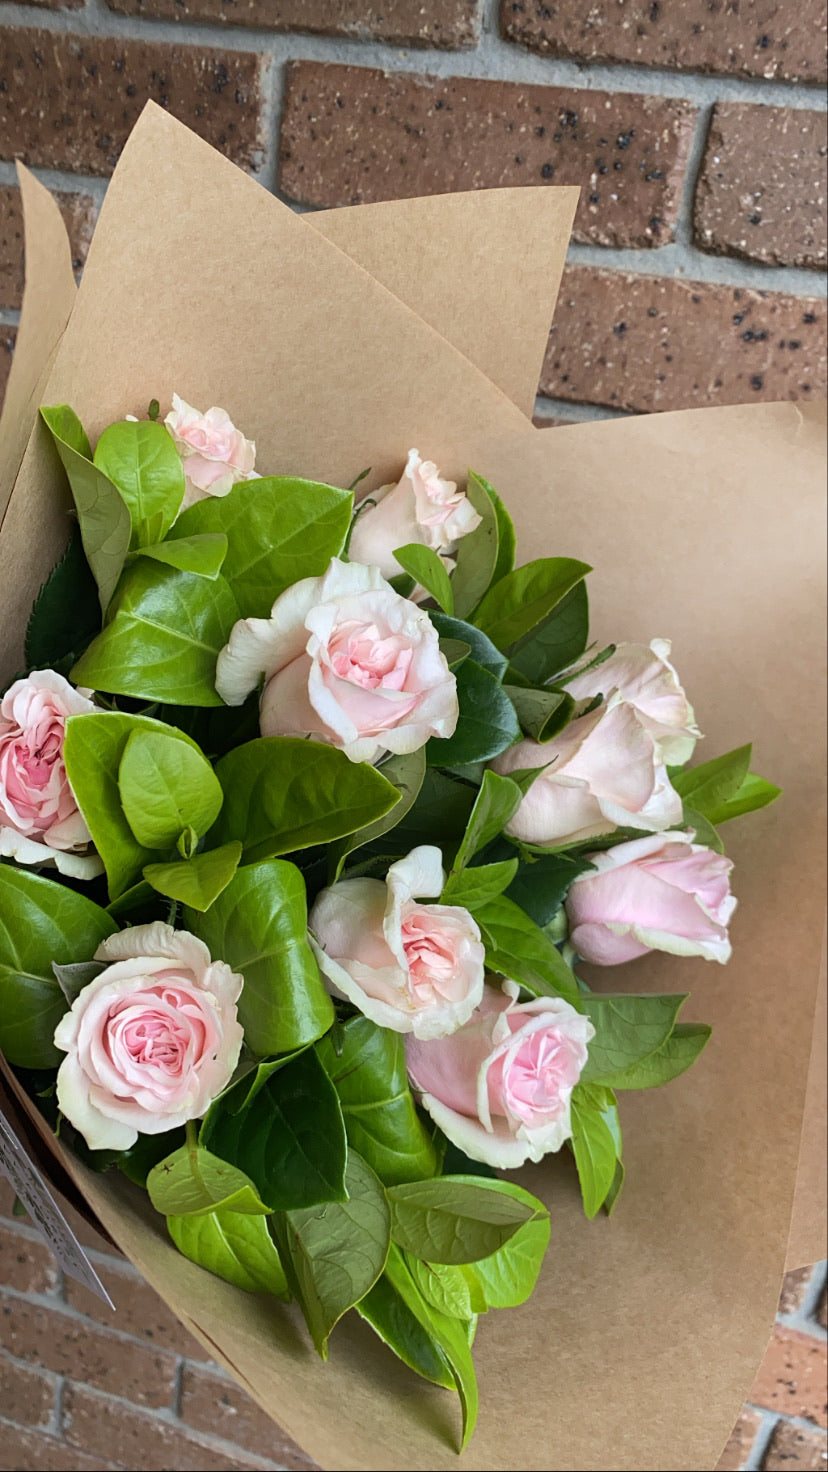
[0,1107,114,1307]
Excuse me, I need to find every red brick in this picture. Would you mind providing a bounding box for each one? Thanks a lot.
[279,61,697,248]
[0,185,96,310]
[0,325,14,412]
[179,1364,316,1467]
[780,1267,820,1317]
[0,28,265,176]
[750,1325,828,1427]
[500,0,828,85]
[62,1382,278,1470]
[716,1406,764,1472]
[0,1221,59,1294]
[0,1426,113,1472]
[0,1353,56,1429]
[0,1290,177,1408]
[695,104,827,270]
[65,1259,212,1361]
[761,1421,828,1471]
[105,0,481,47]
[540,265,826,413]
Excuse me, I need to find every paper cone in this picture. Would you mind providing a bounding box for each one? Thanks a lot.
[0,103,825,1472]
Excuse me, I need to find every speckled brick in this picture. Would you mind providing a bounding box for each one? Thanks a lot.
[500,0,828,85]
[715,1406,764,1472]
[105,0,481,47]
[62,1382,280,1470]
[0,184,96,310]
[0,1352,56,1429]
[65,1259,212,1361]
[540,265,826,413]
[0,28,266,176]
[695,103,827,269]
[0,1426,114,1472]
[279,61,697,248]
[761,1421,828,1471]
[179,1364,317,1467]
[0,1221,59,1294]
[749,1324,828,1427]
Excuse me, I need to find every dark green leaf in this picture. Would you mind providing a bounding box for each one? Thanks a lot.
[509,580,590,685]
[472,558,590,655]
[505,852,594,928]
[427,612,507,679]
[426,660,519,766]
[118,728,223,849]
[680,806,724,854]
[40,405,131,611]
[475,894,582,1007]
[355,1271,454,1389]
[327,748,425,881]
[451,471,499,619]
[392,544,454,615]
[387,1176,535,1264]
[147,1143,271,1217]
[136,533,228,579]
[486,479,516,586]
[383,769,476,855]
[25,527,101,670]
[143,841,242,911]
[504,684,574,742]
[168,1209,289,1297]
[93,419,184,548]
[580,993,687,1085]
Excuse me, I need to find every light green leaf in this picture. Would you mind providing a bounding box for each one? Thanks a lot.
[147,1143,271,1217]
[680,806,725,854]
[143,841,242,911]
[509,580,590,685]
[440,860,518,911]
[427,612,507,679]
[387,1176,535,1264]
[355,1272,454,1389]
[570,1083,620,1219]
[476,893,582,1007]
[93,419,184,548]
[392,543,454,615]
[580,993,687,1085]
[706,771,781,826]
[327,747,426,881]
[451,471,499,619]
[136,533,228,578]
[472,557,591,655]
[599,1021,712,1090]
[118,728,223,849]
[40,405,131,611]
[452,770,523,871]
[672,745,752,819]
[168,1209,289,1297]
[426,660,520,767]
[466,1212,550,1309]
[406,1256,475,1320]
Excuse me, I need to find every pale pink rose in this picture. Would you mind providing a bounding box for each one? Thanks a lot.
[54,923,244,1152]
[564,639,701,765]
[492,693,682,848]
[0,671,101,880]
[164,393,257,510]
[215,558,458,764]
[406,979,594,1168]
[348,449,481,580]
[310,846,485,1040]
[565,830,736,966]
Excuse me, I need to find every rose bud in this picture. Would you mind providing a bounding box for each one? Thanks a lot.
[348,449,481,581]
[492,693,682,848]
[164,393,257,509]
[310,845,485,1040]
[0,670,101,879]
[215,558,458,764]
[565,830,736,966]
[406,980,594,1168]
[54,923,244,1152]
[563,639,701,765]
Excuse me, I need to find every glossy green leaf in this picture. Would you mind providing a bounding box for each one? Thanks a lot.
[598,1021,712,1090]
[382,1243,478,1450]
[475,894,582,1007]
[212,737,401,861]
[355,1273,454,1389]
[327,748,426,881]
[40,405,131,611]
[383,769,477,855]
[509,579,590,685]
[392,543,454,615]
[486,480,516,586]
[672,745,752,818]
[136,533,228,579]
[0,867,116,1068]
[175,476,353,618]
[580,993,687,1085]
[387,1176,535,1264]
[427,612,508,679]
[451,471,499,619]
[570,1083,620,1219]
[25,527,101,671]
[118,729,223,850]
[472,557,590,655]
[184,858,333,1055]
[168,1209,289,1297]
[426,660,520,767]
[147,1143,271,1217]
[143,841,242,911]
[93,419,184,548]
[504,684,574,743]
[271,1151,390,1357]
[451,770,522,871]
[440,859,518,911]
[316,1017,437,1185]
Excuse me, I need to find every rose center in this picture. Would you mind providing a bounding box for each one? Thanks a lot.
[183,425,232,458]
[329,621,413,692]
[401,911,458,1002]
[499,1031,580,1126]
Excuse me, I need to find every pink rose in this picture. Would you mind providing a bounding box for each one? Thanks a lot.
[565,830,736,966]
[215,558,458,764]
[348,449,481,580]
[563,639,701,765]
[491,694,682,848]
[54,923,244,1152]
[0,670,101,880]
[310,846,485,1039]
[406,980,594,1168]
[164,393,257,509]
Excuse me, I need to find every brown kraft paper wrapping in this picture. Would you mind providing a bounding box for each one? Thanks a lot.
[0,103,825,1471]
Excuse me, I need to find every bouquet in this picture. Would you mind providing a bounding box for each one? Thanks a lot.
[0,104,824,1472]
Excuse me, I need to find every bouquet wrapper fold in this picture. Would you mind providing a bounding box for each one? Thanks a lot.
[0,103,825,1472]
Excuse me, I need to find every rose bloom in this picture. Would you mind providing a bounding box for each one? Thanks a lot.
[565,830,736,966]
[54,923,244,1152]
[215,558,458,764]
[406,979,594,1168]
[310,846,485,1039]
[164,393,257,509]
[492,693,682,848]
[563,639,701,765]
[0,670,101,879]
[348,449,481,580]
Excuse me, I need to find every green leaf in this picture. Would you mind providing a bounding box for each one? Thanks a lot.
[118,729,223,850]
[680,806,724,854]
[380,768,477,857]
[570,1083,620,1219]
[63,712,205,899]
[93,419,184,548]
[672,744,752,819]
[168,1209,289,1297]
[597,1021,712,1090]
[51,960,105,1007]
[439,637,471,669]
[175,476,353,618]
[426,660,520,766]
[136,533,228,579]
[387,1176,535,1264]
[452,770,523,871]
[509,580,590,685]
[506,852,594,928]
[0,868,116,1068]
[211,737,400,862]
[147,1143,271,1217]
[72,561,240,707]
[316,1017,437,1186]
[184,858,333,1055]
[405,1256,475,1320]
[25,527,101,670]
[427,612,508,679]
[706,772,781,826]
[451,471,499,619]
[40,405,131,611]
[486,480,516,586]
[580,994,687,1085]
[504,684,574,743]
[271,1151,390,1357]
[143,841,242,911]
[201,1047,347,1211]
[441,859,518,911]
[465,1212,550,1309]
[475,894,582,1007]
[472,558,591,656]
[355,1272,454,1389]
[392,544,454,615]
[327,748,425,881]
